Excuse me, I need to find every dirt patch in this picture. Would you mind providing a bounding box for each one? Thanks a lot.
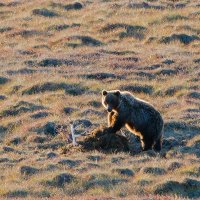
[62,126,130,153]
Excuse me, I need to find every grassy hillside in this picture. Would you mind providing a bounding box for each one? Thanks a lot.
[0,0,199,199]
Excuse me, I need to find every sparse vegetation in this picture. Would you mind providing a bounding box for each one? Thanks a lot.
[0,0,199,199]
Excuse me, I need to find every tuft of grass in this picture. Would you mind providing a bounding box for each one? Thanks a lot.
[32,8,59,17]
[21,82,88,96]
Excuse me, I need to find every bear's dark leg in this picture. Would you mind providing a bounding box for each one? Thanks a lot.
[141,138,154,151]
[107,113,125,133]
[154,137,162,152]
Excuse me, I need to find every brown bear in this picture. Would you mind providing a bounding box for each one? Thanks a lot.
[102,90,164,151]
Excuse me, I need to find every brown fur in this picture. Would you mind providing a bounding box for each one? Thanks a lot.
[102,90,164,151]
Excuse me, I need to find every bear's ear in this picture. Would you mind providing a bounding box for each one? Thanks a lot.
[114,90,120,96]
[102,90,107,96]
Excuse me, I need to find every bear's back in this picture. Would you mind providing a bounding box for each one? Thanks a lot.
[120,91,156,110]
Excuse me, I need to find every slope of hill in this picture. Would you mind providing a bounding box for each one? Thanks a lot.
[0,0,199,199]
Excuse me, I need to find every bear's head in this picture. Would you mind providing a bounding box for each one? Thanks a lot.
[102,90,120,112]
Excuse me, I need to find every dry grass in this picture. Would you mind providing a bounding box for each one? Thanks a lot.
[0,0,199,199]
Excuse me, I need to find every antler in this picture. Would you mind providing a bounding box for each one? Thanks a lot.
[70,122,78,146]
[68,121,92,146]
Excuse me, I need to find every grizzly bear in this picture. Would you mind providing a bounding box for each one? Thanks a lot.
[102,90,164,151]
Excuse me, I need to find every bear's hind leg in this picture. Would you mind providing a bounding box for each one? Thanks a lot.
[141,138,154,151]
[154,137,162,152]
